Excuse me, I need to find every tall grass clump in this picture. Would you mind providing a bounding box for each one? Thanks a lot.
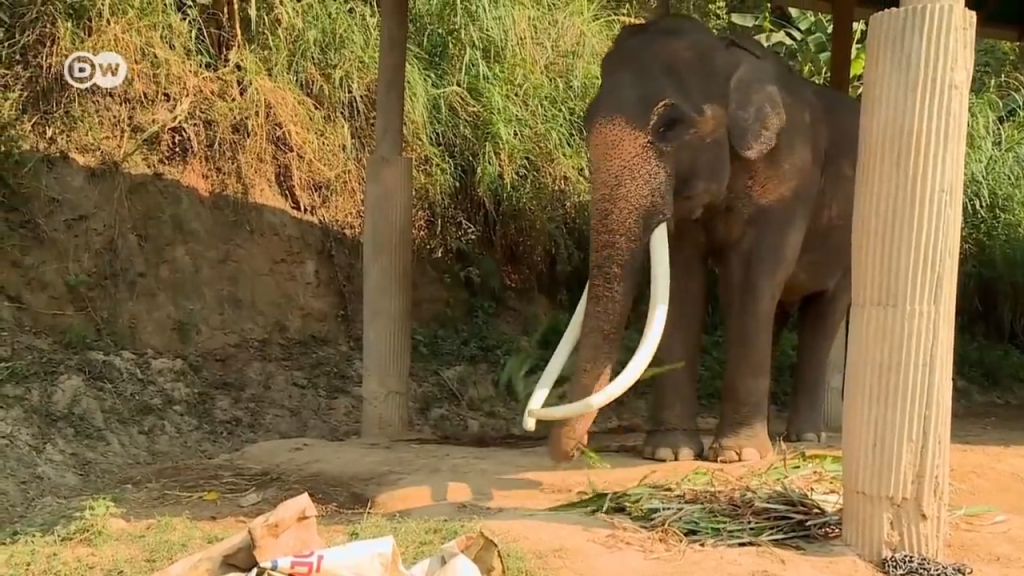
[0,0,633,286]
[960,85,1024,345]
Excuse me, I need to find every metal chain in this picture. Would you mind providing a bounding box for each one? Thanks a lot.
[881,552,973,576]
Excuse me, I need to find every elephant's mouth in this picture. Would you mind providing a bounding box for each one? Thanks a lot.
[521,222,672,431]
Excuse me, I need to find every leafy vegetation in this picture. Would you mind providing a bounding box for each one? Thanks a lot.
[731,7,867,94]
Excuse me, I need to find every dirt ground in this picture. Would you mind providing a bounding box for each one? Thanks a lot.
[22,406,1009,576]
[2,153,601,512]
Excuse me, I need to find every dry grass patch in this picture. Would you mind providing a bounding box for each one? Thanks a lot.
[0,496,536,575]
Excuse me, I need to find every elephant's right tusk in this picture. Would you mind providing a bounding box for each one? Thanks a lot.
[521,283,588,432]
[524,222,671,423]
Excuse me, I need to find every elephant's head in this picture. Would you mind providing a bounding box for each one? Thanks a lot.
[521,16,788,461]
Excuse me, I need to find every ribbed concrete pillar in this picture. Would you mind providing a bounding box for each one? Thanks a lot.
[362,0,413,438]
[362,154,413,437]
[842,0,975,563]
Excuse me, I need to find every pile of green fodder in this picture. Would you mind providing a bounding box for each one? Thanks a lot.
[553,450,1000,549]
[552,452,844,546]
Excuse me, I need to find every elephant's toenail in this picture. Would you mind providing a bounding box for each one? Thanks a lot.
[653,447,676,461]
[739,447,763,461]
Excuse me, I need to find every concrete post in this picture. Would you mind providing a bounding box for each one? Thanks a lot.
[842,0,975,562]
[362,155,413,437]
[362,0,413,438]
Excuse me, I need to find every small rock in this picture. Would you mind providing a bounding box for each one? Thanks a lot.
[237,491,263,508]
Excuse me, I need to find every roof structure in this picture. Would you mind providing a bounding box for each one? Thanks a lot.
[777,0,1024,40]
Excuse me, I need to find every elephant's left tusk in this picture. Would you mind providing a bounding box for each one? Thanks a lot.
[521,283,588,432]
[525,222,671,422]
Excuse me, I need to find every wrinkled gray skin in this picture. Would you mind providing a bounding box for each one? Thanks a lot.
[548,15,858,463]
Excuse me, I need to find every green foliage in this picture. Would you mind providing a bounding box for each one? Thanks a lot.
[551,452,843,546]
[959,86,1024,345]
[413,300,515,365]
[956,329,1024,394]
[974,39,1022,93]
[730,7,866,95]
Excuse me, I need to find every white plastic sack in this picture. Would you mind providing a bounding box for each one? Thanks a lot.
[244,534,488,576]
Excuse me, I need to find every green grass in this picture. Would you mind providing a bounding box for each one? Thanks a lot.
[960,86,1024,343]
[0,0,633,290]
[0,496,534,575]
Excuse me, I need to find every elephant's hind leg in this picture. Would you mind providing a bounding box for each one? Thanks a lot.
[642,222,707,462]
[785,271,851,442]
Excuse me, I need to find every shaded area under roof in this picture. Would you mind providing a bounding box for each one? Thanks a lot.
[776,0,1024,40]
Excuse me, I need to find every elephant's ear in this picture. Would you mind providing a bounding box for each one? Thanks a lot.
[725,48,786,160]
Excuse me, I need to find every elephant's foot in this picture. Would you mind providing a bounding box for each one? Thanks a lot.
[784,413,826,444]
[784,430,827,443]
[642,430,704,461]
[706,424,773,463]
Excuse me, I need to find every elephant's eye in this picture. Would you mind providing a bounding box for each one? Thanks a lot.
[657,116,681,136]
[649,102,687,145]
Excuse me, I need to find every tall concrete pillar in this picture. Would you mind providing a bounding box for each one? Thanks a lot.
[842,0,975,562]
[362,0,413,438]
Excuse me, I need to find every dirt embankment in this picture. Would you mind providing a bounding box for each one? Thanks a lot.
[2,152,354,520]
[2,153,593,524]
[7,152,358,351]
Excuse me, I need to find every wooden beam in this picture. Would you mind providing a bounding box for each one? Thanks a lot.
[373,0,409,155]
[362,0,414,438]
[652,0,671,18]
[829,0,855,95]
[775,0,1018,40]
[822,0,855,433]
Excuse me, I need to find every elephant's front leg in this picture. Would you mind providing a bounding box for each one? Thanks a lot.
[707,249,785,463]
[643,222,707,461]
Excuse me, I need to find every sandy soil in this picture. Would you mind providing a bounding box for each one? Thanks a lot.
[112,406,1024,576]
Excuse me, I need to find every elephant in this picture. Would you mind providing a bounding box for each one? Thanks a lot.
[522,14,859,464]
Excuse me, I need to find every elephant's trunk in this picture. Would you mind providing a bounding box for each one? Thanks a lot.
[551,234,644,459]
[542,223,671,460]
[521,115,673,461]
